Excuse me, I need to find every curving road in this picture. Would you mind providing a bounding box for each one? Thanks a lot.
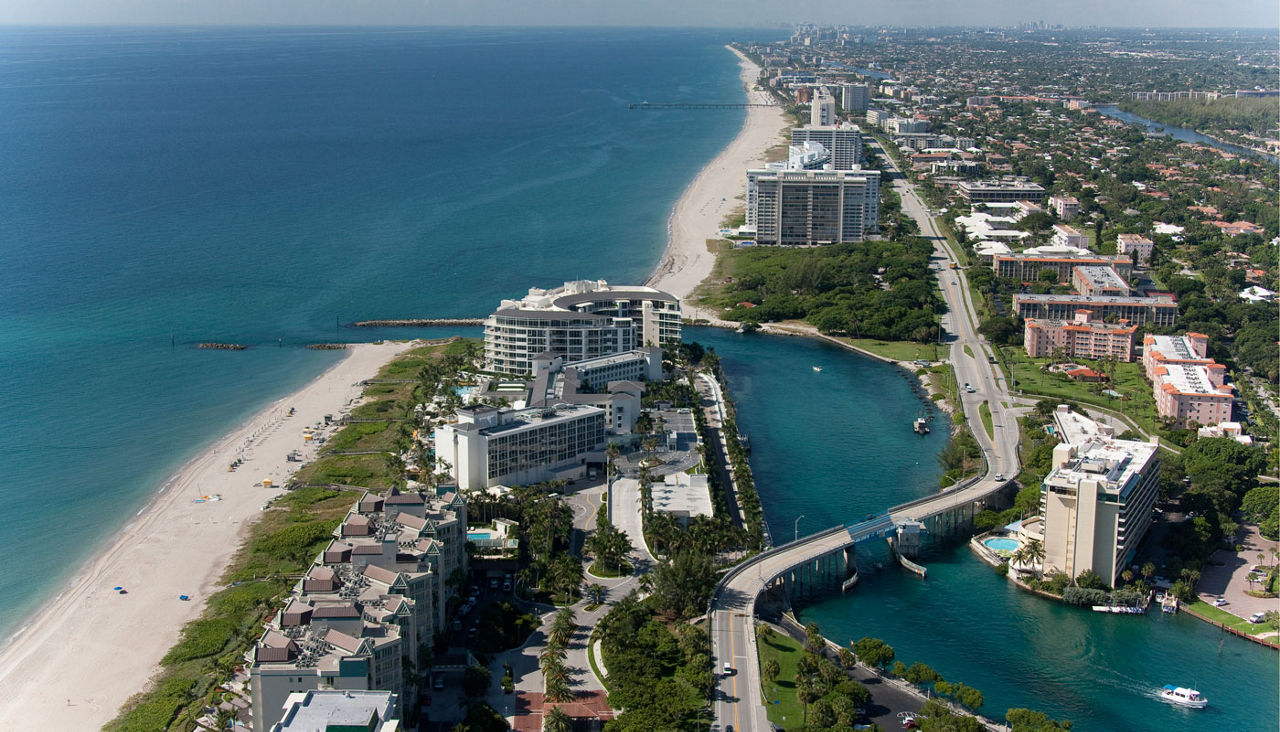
[709,137,1024,731]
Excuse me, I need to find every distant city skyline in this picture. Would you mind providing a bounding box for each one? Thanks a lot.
[0,1,1276,30]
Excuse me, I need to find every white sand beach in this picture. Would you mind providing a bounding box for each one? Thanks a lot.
[647,47,790,319]
[0,341,413,730]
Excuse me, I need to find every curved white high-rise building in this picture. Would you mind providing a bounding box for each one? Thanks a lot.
[483,280,681,375]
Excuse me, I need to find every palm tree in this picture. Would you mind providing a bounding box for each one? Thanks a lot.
[543,705,573,732]
[543,674,574,704]
[585,583,607,606]
[550,608,577,648]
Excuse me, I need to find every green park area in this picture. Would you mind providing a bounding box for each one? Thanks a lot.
[997,349,1165,437]
[756,629,808,730]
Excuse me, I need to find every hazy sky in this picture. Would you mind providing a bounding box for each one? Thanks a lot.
[0,0,1275,29]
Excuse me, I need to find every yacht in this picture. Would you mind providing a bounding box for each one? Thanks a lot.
[913,417,930,434]
[813,366,823,372]
[1159,685,1207,709]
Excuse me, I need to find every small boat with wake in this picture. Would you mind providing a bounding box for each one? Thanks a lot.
[1158,685,1207,709]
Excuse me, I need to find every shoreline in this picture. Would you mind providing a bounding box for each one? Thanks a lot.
[646,45,789,322]
[0,341,415,730]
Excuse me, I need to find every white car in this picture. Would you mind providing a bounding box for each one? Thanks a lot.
[1211,597,1228,607]
[722,662,733,675]
[1249,612,1266,624]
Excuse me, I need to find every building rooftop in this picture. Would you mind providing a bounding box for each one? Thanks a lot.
[653,471,714,519]
[1050,407,1159,497]
[1015,293,1174,305]
[1155,364,1233,397]
[1073,265,1129,293]
[272,689,399,732]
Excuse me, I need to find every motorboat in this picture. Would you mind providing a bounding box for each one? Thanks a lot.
[813,366,823,372]
[913,417,930,434]
[1159,685,1207,709]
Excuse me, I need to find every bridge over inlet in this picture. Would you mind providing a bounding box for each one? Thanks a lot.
[709,477,1011,732]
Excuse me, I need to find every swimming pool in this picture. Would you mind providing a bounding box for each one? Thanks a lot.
[467,532,492,541]
[984,537,1018,553]
[454,386,478,397]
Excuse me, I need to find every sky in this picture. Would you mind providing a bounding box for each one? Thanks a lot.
[0,0,1276,29]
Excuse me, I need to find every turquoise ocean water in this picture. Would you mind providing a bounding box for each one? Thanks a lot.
[694,327,1279,730]
[0,26,750,637]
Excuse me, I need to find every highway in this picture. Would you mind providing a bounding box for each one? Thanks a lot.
[708,138,1024,731]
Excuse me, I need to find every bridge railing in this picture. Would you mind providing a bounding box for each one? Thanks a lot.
[886,474,983,518]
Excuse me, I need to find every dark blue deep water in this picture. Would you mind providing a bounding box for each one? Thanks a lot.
[0,26,753,636]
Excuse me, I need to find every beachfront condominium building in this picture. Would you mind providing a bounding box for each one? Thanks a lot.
[957,177,1047,204]
[1019,406,1160,588]
[434,403,605,490]
[746,166,881,245]
[1116,234,1154,265]
[841,83,870,111]
[270,690,400,732]
[810,88,836,126]
[1012,293,1178,327]
[249,488,467,731]
[791,123,864,169]
[1024,310,1138,361]
[484,280,681,375]
[1142,333,1232,425]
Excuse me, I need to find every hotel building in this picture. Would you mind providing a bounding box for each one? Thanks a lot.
[1012,293,1178,327]
[992,252,1132,283]
[483,280,681,375]
[791,123,864,169]
[957,178,1046,204]
[1023,310,1137,361]
[746,166,881,245]
[1020,406,1160,587]
[270,690,400,732]
[525,347,661,433]
[435,403,606,490]
[1071,266,1129,297]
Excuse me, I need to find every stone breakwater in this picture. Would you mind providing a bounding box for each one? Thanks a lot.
[350,318,485,327]
[196,342,247,351]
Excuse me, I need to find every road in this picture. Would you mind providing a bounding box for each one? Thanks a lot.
[709,138,1025,731]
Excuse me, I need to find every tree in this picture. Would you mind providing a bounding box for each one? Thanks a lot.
[851,637,895,669]
[837,647,856,669]
[762,658,781,684]
[585,583,607,606]
[809,698,837,728]
[1007,707,1073,730]
[904,662,943,685]
[1074,568,1108,591]
[462,664,491,698]
[587,517,633,575]
[543,705,572,732]
[649,551,716,618]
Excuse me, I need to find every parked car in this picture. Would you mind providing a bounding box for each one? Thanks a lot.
[433,675,445,690]
[1249,612,1266,624]
[1212,597,1228,607]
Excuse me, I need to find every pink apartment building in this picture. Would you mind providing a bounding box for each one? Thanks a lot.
[1024,309,1137,361]
[1143,333,1233,425]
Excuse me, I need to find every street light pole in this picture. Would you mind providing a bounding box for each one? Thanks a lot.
[794,515,805,543]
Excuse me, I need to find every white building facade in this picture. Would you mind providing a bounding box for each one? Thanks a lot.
[791,123,864,170]
[435,404,606,490]
[483,280,680,375]
[747,167,881,245]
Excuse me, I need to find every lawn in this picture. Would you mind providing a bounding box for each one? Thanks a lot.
[836,338,942,363]
[758,628,809,731]
[997,348,1164,436]
[1185,599,1279,634]
[979,401,994,440]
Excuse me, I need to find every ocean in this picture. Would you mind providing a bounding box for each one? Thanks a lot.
[0,26,756,637]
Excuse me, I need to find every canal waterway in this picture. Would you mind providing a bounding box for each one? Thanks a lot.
[692,327,1279,731]
[1096,105,1278,164]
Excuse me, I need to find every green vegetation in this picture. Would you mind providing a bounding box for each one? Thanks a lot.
[836,337,940,362]
[937,427,982,487]
[1241,485,1279,540]
[1120,97,1280,141]
[596,592,712,731]
[1185,599,1279,634]
[697,239,942,342]
[758,627,809,728]
[473,601,539,654]
[979,401,994,440]
[107,486,359,731]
